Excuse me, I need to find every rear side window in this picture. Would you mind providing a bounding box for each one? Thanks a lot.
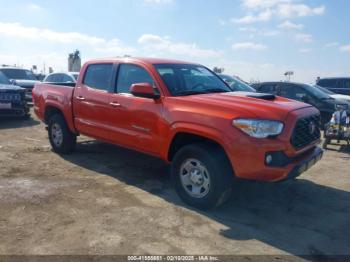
[280,85,307,101]
[45,74,56,82]
[116,64,154,94]
[343,79,350,89]
[318,79,337,88]
[259,84,277,94]
[83,64,113,91]
[62,74,73,82]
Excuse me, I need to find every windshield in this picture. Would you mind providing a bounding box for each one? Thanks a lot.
[154,64,232,96]
[303,84,331,99]
[219,74,256,92]
[0,71,11,85]
[0,68,37,80]
[314,85,334,95]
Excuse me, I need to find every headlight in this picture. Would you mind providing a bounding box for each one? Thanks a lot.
[233,119,284,138]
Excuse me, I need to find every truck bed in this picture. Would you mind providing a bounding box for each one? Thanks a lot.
[32,82,76,132]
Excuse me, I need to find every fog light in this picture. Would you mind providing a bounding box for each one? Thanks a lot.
[266,154,273,165]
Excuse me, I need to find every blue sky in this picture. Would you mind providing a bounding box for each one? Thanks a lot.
[0,0,349,83]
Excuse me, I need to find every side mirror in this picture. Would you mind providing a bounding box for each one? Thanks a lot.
[130,83,160,99]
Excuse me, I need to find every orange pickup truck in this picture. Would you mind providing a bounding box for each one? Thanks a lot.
[33,57,323,209]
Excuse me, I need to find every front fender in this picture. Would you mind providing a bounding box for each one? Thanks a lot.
[162,122,232,162]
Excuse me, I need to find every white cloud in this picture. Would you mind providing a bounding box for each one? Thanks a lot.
[242,0,290,10]
[295,33,313,43]
[232,42,267,51]
[298,48,311,53]
[278,20,304,30]
[340,45,350,52]
[277,3,325,18]
[233,10,272,24]
[138,34,221,58]
[0,22,133,54]
[232,0,325,24]
[144,0,173,4]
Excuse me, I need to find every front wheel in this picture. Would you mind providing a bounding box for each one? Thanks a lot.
[171,143,233,210]
[48,114,76,154]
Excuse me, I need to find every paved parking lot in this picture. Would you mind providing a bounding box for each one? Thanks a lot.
[0,110,349,258]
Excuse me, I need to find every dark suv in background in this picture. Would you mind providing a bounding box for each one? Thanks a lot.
[0,71,30,118]
[317,77,350,95]
[252,81,350,126]
[0,67,39,101]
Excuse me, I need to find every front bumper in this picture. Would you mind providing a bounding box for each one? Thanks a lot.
[285,146,323,180]
[0,103,29,117]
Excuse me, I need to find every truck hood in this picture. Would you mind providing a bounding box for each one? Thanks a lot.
[175,92,313,120]
[330,94,350,102]
[0,84,25,92]
[12,80,39,89]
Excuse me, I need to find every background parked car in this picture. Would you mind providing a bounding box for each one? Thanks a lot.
[252,81,350,126]
[218,74,256,92]
[316,77,350,95]
[43,72,79,83]
[314,85,350,103]
[0,67,39,101]
[0,71,29,118]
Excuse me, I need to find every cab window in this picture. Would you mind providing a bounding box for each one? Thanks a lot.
[116,64,154,94]
[83,64,113,91]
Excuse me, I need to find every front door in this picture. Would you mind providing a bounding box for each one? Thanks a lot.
[108,63,163,155]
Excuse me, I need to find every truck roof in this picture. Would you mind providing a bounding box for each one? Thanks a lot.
[87,57,197,65]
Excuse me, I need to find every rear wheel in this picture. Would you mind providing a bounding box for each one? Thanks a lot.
[48,114,76,154]
[171,143,233,210]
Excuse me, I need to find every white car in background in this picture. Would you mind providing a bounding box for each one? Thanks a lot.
[315,85,350,103]
[43,72,79,83]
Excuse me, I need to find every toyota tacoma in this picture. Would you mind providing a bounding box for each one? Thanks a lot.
[33,57,323,209]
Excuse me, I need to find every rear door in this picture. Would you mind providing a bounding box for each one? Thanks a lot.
[108,63,163,155]
[73,63,115,141]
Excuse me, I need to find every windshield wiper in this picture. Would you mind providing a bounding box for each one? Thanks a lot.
[202,88,230,94]
[175,90,207,96]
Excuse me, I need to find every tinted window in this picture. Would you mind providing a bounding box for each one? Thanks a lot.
[45,74,56,82]
[116,64,154,94]
[155,64,231,96]
[0,69,37,80]
[318,79,339,88]
[260,84,278,94]
[83,64,113,91]
[0,71,11,85]
[280,85,308,101]
[343,79,350,89]
[62,74,74,82]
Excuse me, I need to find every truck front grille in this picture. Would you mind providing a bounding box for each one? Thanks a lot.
[0,93,21,102]
[290,114,321,150]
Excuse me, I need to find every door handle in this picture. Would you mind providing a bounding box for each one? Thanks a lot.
[76,96,85,101]
[110,101,121,107]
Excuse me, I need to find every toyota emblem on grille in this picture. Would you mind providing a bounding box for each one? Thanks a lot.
[309,121,316,135]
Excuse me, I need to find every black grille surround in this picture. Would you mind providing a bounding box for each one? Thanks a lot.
[290,114,321,150]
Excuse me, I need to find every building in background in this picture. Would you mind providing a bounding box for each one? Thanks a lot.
[68,50,81,72]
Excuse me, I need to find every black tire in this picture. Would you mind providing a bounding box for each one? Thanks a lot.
[171,143,233,210]
[48,114,76,154]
